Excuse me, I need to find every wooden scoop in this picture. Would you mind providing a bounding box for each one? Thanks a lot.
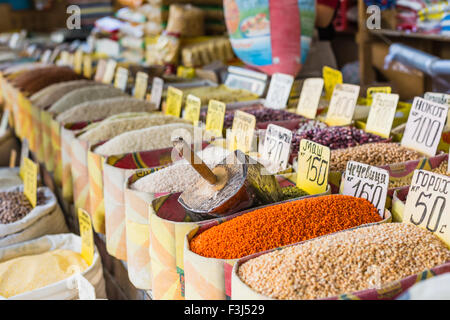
[172,137,228,191]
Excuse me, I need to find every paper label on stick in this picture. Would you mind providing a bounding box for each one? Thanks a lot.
[133,72,148,100]
[113,67,129,91]
[165,86,183,117]
[401,97,448,157]
[78,208,94,266]
[403,170,450,246]
[342,161,389,217]
[323,66,343,101]
[206,100,226,138]
[19,138,29,179]
[0,109,9,137]
[232,110,256,153]
[73,49,83,74]
[94,59,107,82]
[296,78,324,119]
[149,77,164,109]
[23,157,38,208]
[264,73,294,109]
[83,55,93,79]
[261,124,292,171]
[297,139,330,195]
[365,93,399,138]
[184,94,201,126]
[325,83,360,126]
[102,59,117,84]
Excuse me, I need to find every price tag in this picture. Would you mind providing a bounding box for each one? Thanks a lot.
[342,161,389,217]
[83,55,92,79]
[323,66,343,100]
[133,71,148,100]
[78,208,94,266]
[366,86,392,105]
[296,78,324,119]
[9,150,16,168]
[297,139,330,195]
[231,110,256,153]
[403,170,450,246]
[177,66,195,79]
[261,124,292,171]
[23,157,38,208]
[49,48,60,64]
[183,94,201,126]
[206,100,226,138]
[113,67,129,91]
[102,59,117,84]
[149,77,164,109]
[0,109,9,137]
[264,73,294,109]
[165,86,183,117]
[8,33,20,49]
[73,49,83,74]
[59,51,70,66]
[365,93,399,138]
[325,83,360,126]
[40,49,52,63]
[94,59,107,82]
[401,97,448,157]
[76,274,96,300]
[424,92,450,130]
[19,138,29,180]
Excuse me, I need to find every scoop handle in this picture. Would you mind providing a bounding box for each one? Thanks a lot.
[172,137,217,185]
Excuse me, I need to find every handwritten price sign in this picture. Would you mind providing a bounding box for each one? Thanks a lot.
[297,139,330,195]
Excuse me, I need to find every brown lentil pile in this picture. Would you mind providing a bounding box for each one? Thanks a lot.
[389,160,450,189]
[238,223,450,300]
[330,143,424,172]
[0,190,47,224]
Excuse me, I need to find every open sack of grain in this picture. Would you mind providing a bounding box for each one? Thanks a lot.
[232,223,450,300]
[0,186,68,247]
[183,194,391,300]
[0,233,106,300]
[0,168,22,191]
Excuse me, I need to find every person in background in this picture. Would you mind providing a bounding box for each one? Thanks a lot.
[316,0,340,40]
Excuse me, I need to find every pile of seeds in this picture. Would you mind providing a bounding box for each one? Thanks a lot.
[238,223,450,300]
[389,160,450,189]
[0,190,47,224]
[292,126,385,157]
[330,143,425,172]
[189,195,381,259]
[280,186,308,200]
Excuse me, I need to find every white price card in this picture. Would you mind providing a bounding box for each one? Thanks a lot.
[264,73,294,109]
[424,92,450,131]
[149,77,164,109]
[296,78,324,119]
[40,49,52,63]
[94,59,107,82]
[403,170,450,246]
[365,93,399,138]
[113,67,129,91]
[133,71,148,100]
[325,83,360,126]
[401,97,449,157]
[102,59,117,84]
[342,161,389,218]
[261,124,292,172]
[232,110,256,153]
[0,109,9,137]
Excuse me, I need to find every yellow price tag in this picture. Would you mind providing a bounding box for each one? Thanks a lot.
[165,86,183,117]
[403,170,450,246]
[74,49,83,74]
[231,110,256,153]
[83,55,92,79]
[184,94,201,126]
[133,71,148,100]
[59,51,70,66]
[323,66,343,101]
[78,208,94,266]
[23,157,38,208]
[205,100,226,138]
[366,87,392,105]
[297,139,330,195]
[177,66,196,79]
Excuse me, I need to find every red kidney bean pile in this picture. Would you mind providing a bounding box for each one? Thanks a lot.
[291,126,386,156]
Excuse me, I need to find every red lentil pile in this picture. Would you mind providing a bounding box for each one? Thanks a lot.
[189,195,382,259]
